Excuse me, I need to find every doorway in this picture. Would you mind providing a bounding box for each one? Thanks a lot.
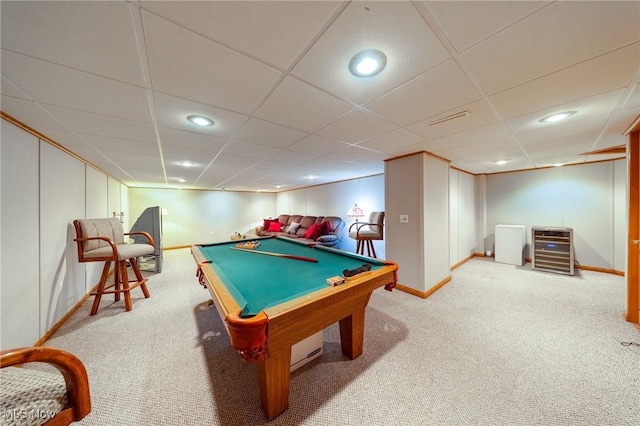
[624,116,639,325]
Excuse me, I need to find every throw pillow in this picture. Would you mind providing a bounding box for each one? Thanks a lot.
[316,235,337,243]
[310,222,325,240]
[268,221,282,232]
[304,223,318,239]
[287,222,301,235]
[263,218,274,229]
[320,221,332,235]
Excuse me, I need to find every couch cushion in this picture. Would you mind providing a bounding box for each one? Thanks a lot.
[298,216,317,229]
[277,214,290,226]
[286,215,303,227]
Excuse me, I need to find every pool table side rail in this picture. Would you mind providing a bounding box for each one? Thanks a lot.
[193,245,274,362]
[263,265,398,354]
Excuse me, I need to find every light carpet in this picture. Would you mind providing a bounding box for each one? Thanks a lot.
[38,249,639,425]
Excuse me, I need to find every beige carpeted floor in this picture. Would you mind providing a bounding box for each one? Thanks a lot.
[40,249,639,425]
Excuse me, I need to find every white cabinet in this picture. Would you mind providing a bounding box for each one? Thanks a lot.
[495,225,526,266]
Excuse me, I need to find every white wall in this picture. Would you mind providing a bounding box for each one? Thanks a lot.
[0,119,125,350]
[484,160,626,271]
[385,153,451,293]
[39,143,86,332]
[128,188,276,247]
[1,120,40,348]
[450,168,478,265]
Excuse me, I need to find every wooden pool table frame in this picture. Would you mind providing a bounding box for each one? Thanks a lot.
[192,239,398,420]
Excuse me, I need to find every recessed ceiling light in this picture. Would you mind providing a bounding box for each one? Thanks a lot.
[496,160,507,165]
[539,111,577,123]
[349,50,387,78]
[306,175,318,180]
[187,115,214,127]
[178,161,196,167]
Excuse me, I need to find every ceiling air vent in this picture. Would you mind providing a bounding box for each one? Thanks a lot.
[426,110,471,127]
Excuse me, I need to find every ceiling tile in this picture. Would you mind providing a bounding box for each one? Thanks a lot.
[153,92,249,138]
[268,150,315,165]
[451,137,525,162]
[507,89,626,135]
[1,96,67,131]
[235,118,308,149]
[324,145,380,162]
[425,1,551,53]
[223,140,279,159]
[44,105,157,143]
[142,10,283,115]
[254,77,354,133]
[1,51,152,123]
[81,134,159,156]
[287,135,351,156]
[139,1,342,69]
[432,122,511,150]
[316,110,397,144]
[366,59,481,126]
[292,1,451,105]
[1,1,145,86]
[158,127,227,152]
[357,128,425,153]
[406,98,499,140]
[516,115,610,146]
[462,1,640,94]
[490,44,640,119]
[524,131,601,153]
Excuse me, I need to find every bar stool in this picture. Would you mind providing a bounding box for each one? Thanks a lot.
[348,212,385,258]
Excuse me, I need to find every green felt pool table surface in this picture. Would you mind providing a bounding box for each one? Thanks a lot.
[196,236,387,317]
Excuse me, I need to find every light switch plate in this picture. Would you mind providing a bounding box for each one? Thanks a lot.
[400,214,409,223]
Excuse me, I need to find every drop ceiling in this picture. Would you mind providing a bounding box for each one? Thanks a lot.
[1,1,638,192]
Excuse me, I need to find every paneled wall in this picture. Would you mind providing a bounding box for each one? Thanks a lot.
[450,168,479,265]
[0,119,124,350]
[1,120,40,349]
[128,188,276,247]
[385,153,451,293]
[483,160,627,271]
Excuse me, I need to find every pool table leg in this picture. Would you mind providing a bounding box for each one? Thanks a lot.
[257,348,291,420]
[339,305,366,359]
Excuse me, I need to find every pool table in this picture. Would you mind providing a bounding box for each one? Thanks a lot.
[192,236,398,420]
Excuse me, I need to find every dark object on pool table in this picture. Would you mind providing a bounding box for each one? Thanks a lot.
[343,263,372,277]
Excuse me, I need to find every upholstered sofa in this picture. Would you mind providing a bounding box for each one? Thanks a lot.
[257,214,345,248]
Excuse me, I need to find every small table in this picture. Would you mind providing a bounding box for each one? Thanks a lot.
[192,236,398,420]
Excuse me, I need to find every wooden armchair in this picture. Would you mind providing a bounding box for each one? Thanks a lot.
[74,218,155,315]
[348,212,385,258]
[0,346,91,425]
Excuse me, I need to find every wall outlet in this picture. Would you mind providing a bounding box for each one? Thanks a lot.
[400,214,409,223]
